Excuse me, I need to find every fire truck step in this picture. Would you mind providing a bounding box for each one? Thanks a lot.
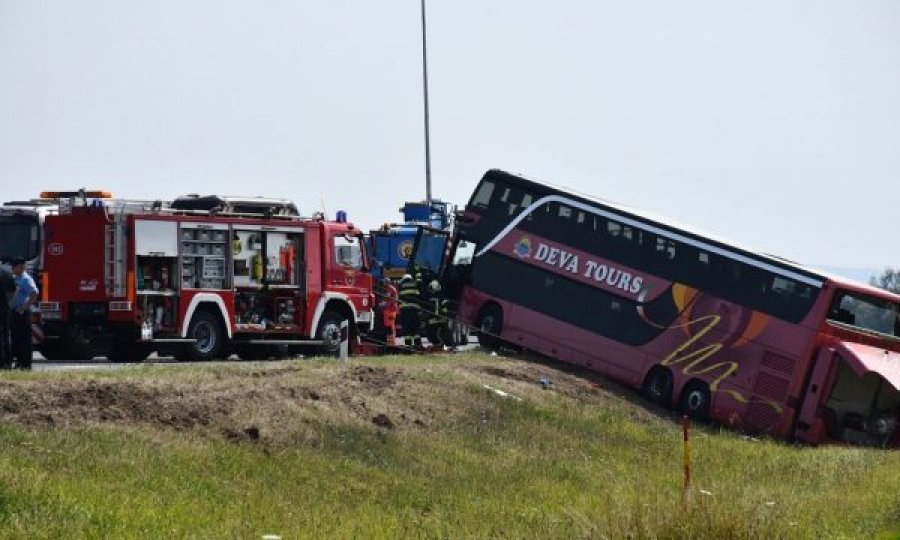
[243,339,324,345]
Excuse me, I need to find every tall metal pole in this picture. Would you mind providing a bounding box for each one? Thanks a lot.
[420,0,433,205]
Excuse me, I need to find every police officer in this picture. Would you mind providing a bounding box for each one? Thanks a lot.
[397,273,423,348]
[9,257,38,370]
[0,260,15,369]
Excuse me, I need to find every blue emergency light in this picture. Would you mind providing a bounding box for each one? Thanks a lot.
[336,210,348,223]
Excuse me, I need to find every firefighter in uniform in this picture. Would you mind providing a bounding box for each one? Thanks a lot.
[397,274,423,348]
[424,279,449,348]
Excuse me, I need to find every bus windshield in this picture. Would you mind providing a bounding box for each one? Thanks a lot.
[828,290,900,339]
[0,217,40,261]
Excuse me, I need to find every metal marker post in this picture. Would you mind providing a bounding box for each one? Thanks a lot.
[682,415,691,506]
[339,320,349,361]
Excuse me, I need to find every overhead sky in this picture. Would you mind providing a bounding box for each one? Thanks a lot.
[1,1,898,269]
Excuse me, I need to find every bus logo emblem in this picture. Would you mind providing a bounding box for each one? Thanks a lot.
[514,237,532,258]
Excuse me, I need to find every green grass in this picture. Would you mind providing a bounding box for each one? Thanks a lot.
[1,355,899,538]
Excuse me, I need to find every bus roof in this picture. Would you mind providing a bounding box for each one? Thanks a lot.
[482,169,896,301]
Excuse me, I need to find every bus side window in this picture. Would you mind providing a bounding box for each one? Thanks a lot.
[691,250,711,281]
[471,180,496,209]
[492,185,512,216]
[521,193,534,220]
[557,205,576,237]
[572,211,595,251]
[607,221,622,238]
[712,257,742,295]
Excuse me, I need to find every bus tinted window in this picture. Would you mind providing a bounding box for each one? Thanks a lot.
[471,180,496,208]
[464,173,821,323]
[471,252,675,346]
[828,291,900,338]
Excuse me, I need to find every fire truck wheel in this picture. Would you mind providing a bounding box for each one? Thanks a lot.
[642,366,673,407]
[45,327,96,361]
[678,380,711,420]
[316,310,347,357]
[183,310,226,361]
[475,303,503,351]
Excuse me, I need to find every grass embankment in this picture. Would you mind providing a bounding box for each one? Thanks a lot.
[0,354,899,538]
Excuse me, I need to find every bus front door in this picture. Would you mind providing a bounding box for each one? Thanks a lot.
[795,347,837,444]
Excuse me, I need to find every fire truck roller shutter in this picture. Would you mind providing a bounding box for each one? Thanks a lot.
[308,292,363,338]
[180,294,233,339]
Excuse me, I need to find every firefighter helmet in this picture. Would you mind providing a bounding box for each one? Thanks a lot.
[429,279,441,293]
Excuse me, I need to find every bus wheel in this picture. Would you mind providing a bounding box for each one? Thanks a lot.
[316,311,346,357]
[642,366,673,407]
[182,310,225,362]
[476,304,503,351]
[679,380,711,420]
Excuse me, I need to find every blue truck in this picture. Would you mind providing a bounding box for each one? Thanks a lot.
[367,200,452,281]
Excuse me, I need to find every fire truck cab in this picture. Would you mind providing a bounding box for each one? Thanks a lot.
[40,196,389,361]
[2,190,115,356]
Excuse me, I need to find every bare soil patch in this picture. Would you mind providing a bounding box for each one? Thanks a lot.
[0,355,622,444]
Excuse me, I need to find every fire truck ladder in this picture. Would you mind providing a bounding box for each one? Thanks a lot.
[105,213,127,297]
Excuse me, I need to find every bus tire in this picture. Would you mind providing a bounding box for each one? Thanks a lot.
[316,310,346,357]
[678,380,711,420]
[476,303,503,351]
[182,310,226,362]
[642,366,673,407]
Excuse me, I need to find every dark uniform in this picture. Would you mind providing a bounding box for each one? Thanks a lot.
[0,266,15,369]
[426,298,453,348]
[423,280,447,347]
[397,276,423,348]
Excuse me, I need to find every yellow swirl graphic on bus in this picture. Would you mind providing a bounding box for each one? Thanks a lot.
[660,314,735,391]
[662,285,784,415]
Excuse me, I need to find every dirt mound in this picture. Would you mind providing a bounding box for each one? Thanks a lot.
[467,361,608,404]
[0,356,618,444]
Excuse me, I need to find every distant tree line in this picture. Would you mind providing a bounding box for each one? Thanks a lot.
[870,267,900,294]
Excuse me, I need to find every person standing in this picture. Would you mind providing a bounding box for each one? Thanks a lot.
[397,274,423,348]
[10,258,38,370]
[0,261,15,369]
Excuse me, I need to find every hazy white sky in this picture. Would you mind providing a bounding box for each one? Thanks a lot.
[1,1,898,268]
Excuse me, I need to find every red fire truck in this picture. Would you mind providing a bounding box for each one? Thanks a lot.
[39,195,394,361]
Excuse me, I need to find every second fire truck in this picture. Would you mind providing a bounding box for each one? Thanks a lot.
[39,195,395,361]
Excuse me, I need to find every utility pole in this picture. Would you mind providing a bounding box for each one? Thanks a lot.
[420,0,433,205]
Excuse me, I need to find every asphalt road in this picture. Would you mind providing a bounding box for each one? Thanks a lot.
[31,353,183,372]
[26,341,482,372]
